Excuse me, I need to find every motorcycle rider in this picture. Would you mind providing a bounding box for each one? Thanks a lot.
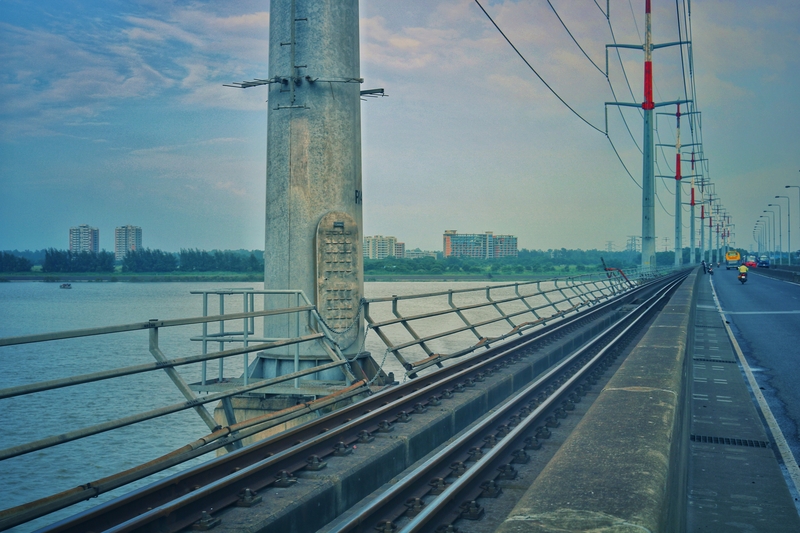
[738,262,748,280]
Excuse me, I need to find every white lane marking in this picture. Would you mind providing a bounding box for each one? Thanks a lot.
[709,278,800,494]
[724,311,800,315]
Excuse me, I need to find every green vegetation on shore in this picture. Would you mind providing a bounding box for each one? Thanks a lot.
[1,247,696,282]
[1,271,263,282]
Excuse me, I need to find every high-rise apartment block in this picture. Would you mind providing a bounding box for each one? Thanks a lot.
[115,225,143,261]
[69,224,99,254]
[364,235,399,260]
[442,230,518,259]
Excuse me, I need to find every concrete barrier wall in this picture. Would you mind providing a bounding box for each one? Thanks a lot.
[752,267,800,284]
[497,269,699,533]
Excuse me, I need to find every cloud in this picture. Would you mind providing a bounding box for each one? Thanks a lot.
[129,137,244,156]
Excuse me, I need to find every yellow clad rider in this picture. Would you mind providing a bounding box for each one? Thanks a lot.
[738,263,748,276]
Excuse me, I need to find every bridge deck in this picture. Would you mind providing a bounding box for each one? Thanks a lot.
[496,270,800,532]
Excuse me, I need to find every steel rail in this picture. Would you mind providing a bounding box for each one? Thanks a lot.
[32,273,681,533]
[0,381,368,532]
[402,276,685,532]
[329,275,685,532]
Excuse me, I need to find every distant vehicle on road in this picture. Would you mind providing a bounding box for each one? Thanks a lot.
[725,250,742,269]
[757,255,770,268]
[744,255,758,268]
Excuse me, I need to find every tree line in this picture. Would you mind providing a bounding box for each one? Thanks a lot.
[0,252,34,272]
[365,249,644,276]
[43,249,115,272]
[120,248,264,272]
[4,246,719,275]
[1,248,265,273]
[121,248,264,272]
[176,249,263,272]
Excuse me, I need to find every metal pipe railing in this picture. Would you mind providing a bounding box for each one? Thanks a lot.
[0,334,324,400]
[363,268,672,377]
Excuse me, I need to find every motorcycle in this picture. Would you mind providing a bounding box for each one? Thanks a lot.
[738,271,747,284]
[708,266,714,275]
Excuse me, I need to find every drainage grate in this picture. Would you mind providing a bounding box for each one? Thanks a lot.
[690,434,770,448]
[692,358,737,364]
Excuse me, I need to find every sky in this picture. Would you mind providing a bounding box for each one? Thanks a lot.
[1,0,798,254]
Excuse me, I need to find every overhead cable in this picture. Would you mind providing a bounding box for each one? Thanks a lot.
[606,137,642,189]
[593,0,607,17]
[473,0,605,135]
[545,0,605,76]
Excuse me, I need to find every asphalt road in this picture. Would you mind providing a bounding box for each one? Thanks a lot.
[710,268,800,465]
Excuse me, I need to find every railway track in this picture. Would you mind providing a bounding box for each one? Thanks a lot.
[325,274,685,533]
[39,271,688,533]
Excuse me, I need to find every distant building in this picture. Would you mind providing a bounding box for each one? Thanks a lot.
[394,242,405,259]
[364,235,398,260]
[69,224,99,254]
[405,249,438,260]
[115,225,143,261]
[442,230,518,259]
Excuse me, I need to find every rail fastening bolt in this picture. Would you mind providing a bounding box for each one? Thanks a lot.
[429,477,448,494]
[305,455,327,471]
[460,500,485,520]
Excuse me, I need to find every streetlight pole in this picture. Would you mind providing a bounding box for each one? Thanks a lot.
[776,196,790,266]
[764,209,777,263]
[760,215,772,258]
[768,204,782,265]
[755,224,760,254]
[755,222,764,254]
[787,183,800,264]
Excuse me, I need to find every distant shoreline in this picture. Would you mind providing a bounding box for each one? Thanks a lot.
[0,272,263,283]
[0,272,589,283]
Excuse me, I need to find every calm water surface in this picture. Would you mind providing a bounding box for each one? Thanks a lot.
[0,279,547,531]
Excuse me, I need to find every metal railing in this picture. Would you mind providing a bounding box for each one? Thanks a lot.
[363,267,667,377]
[0,267,672,530]
[187,289,357,388]
[0,297,367,532]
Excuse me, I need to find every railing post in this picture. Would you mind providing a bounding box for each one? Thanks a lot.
[515,283,542,321]
[201,292,208,386]
[242,293,249,387]
[449,290,484,343]
[393,296,435,358]
[147,320,236,451]
[486,287,517,330]
[295,292,301,388]
[218,294,224,381]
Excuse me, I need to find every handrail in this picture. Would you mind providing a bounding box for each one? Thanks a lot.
[363,267,673,377]
[0,289,362,529]
[0,305,314,347]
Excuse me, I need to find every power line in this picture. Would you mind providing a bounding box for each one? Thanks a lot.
[593,0,607,17]
[473,0,605,135]
[545,0,605,76]
[607,136,642,189]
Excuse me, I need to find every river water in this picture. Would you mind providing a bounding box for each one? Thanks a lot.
[0,279,564,531]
